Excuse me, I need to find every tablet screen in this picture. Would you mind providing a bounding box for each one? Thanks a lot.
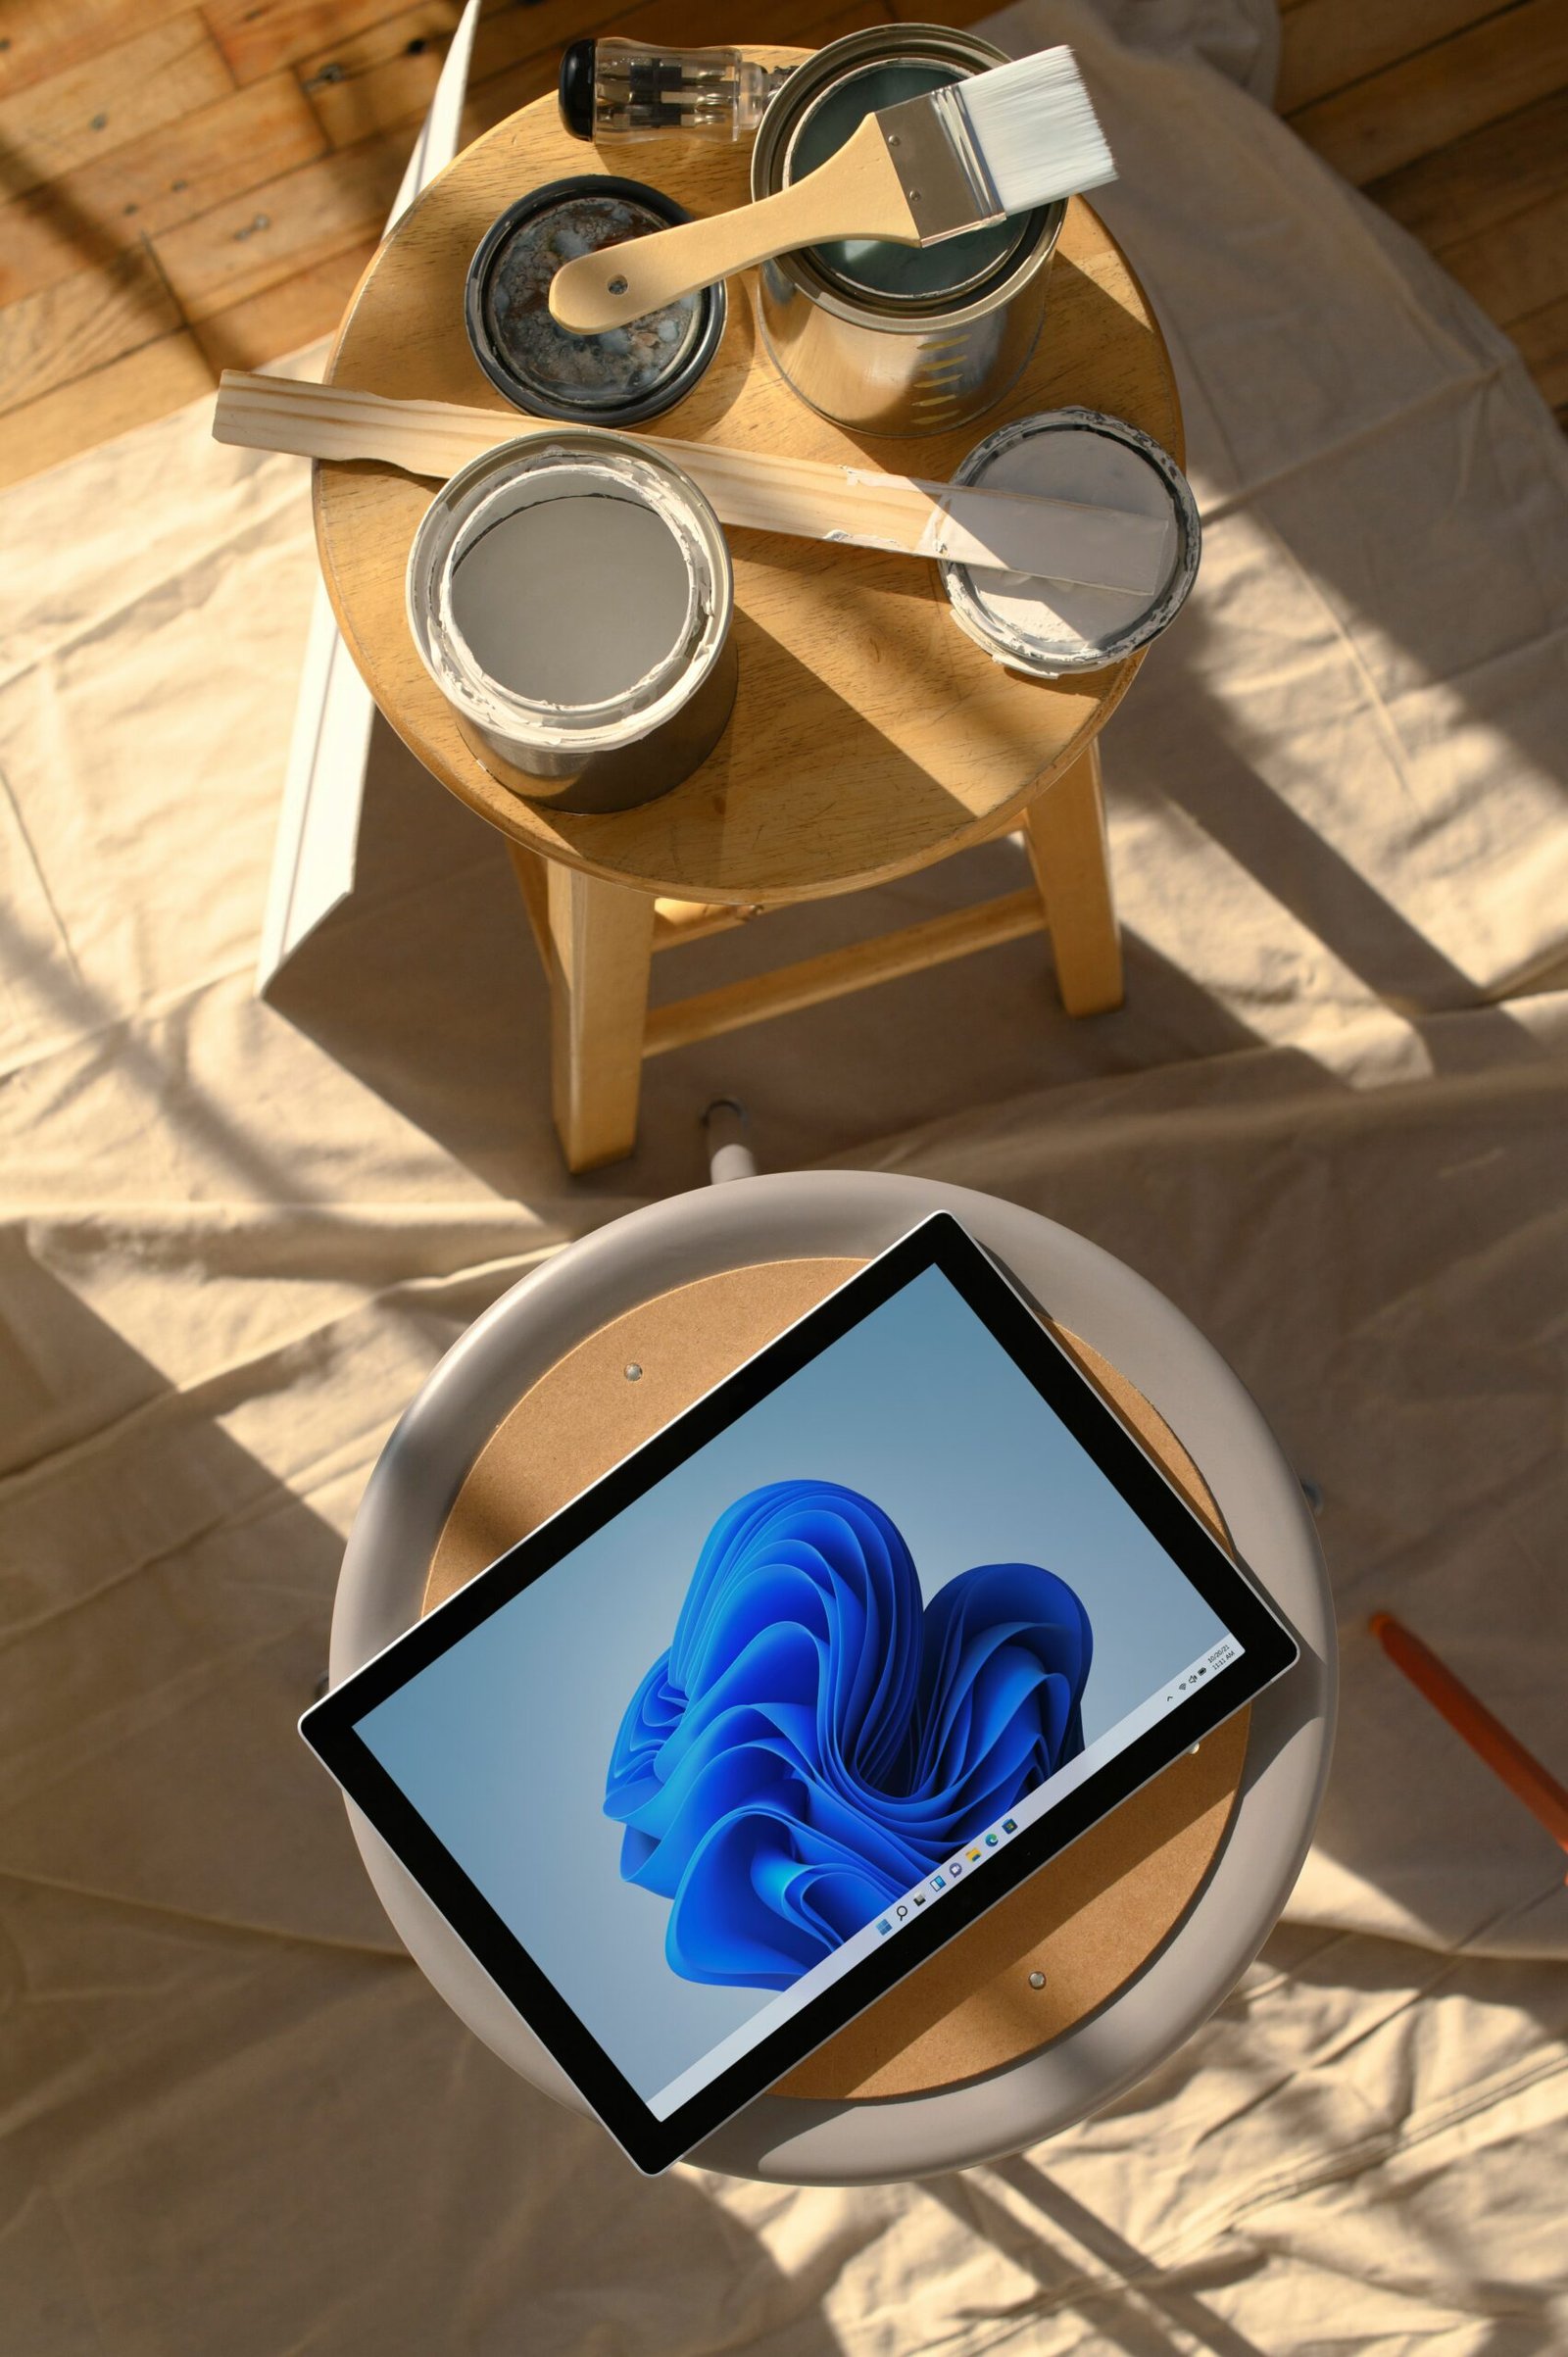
[346,1253,1257,2129]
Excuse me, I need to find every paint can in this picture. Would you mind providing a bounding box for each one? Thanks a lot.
[466,177,726,427]
[407,431,737,814]
[941,410,1200,677]
[750,25,1063,438]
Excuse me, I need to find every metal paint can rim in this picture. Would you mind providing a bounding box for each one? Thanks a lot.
[941,409,1201,678]
[465,176,727,427]
[406,430,734,759]
[780,54,1032,307]
[752,25,1062,328]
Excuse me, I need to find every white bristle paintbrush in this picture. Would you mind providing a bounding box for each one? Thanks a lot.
[549,45,1114,333]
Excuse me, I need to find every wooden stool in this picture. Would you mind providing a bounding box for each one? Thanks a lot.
[328,1170,1336,2182]
[315,54,1183,1171]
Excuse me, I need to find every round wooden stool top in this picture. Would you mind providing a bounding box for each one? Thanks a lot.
[315,52,1183,908]
[421,1257,1246,2105]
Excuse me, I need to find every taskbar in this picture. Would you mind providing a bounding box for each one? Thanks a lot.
[646,1633,1243,2118]
[874,1632,1244,1934]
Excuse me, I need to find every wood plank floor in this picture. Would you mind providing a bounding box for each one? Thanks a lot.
[2,0,1565,487]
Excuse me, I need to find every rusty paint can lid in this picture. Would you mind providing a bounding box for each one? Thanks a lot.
[466,177,726,428]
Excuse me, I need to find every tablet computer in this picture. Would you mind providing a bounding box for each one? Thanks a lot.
[302,1212,1298,2174]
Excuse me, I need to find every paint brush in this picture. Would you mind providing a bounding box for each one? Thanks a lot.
[548,45,1114,333]
[1369,1613,1568,1877]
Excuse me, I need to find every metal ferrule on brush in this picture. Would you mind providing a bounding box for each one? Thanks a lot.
[874,81,1005,243]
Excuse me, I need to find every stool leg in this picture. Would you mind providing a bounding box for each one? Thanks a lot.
[1023,741,1123,1016]
[507,842,551,964]
[545,864,655,1171]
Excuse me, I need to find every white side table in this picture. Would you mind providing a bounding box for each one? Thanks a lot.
[330,1171,1335,2185]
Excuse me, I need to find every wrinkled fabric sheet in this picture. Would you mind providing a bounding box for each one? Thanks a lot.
[2,0,1566,2348]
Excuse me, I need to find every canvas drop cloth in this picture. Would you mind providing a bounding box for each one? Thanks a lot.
[2,1,1566,2348]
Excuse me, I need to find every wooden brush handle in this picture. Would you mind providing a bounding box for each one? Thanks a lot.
[211,371,1172,593]
[549,117,915,332]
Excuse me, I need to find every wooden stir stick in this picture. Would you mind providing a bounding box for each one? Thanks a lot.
[211,370,1174,594]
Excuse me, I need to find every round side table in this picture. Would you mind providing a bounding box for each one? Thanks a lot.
[313,58,1185,1170]
[330,1173,1336,2185]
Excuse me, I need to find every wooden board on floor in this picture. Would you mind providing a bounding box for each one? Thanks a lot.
[1364,83,1568,249]
[0,74,327,310]
[1507,292,1568,410]
[0,0,191,101]
[1275,0,1509,116]
[0,244,179,411]
[0,327,213,489]
[0,13,233,200]
[1441,185,1568,330]
[148,131,403,320]
[1283,0,1568,186]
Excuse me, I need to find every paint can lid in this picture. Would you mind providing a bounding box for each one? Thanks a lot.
[466,177,726,427]
[941,411,1201,678]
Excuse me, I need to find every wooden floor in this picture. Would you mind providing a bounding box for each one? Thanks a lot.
[2,0,1565,487]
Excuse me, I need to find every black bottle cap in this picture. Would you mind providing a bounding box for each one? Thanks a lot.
[558,39,596,141]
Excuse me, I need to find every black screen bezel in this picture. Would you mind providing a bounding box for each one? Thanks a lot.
[302,1212,1298,2173]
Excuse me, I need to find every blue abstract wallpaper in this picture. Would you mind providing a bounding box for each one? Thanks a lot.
[605,1479,1093,1990]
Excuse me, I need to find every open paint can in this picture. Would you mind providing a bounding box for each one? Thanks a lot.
[407,432,737,814]
[750,25,1062,437]
[942,410,1201,676]
[466,177,726,427]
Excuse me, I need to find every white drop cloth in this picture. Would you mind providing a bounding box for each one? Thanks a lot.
[1,0,1565,2347]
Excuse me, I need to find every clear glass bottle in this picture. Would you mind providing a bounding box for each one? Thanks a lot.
[558,38,797,144]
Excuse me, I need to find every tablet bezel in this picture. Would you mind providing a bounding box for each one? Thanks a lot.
[302,1212,1299,2174]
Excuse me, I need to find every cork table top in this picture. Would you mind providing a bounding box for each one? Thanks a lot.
[314,50,1183,908]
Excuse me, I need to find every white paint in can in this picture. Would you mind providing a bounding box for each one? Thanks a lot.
[407,432,736,811]
[449,492,695,710]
